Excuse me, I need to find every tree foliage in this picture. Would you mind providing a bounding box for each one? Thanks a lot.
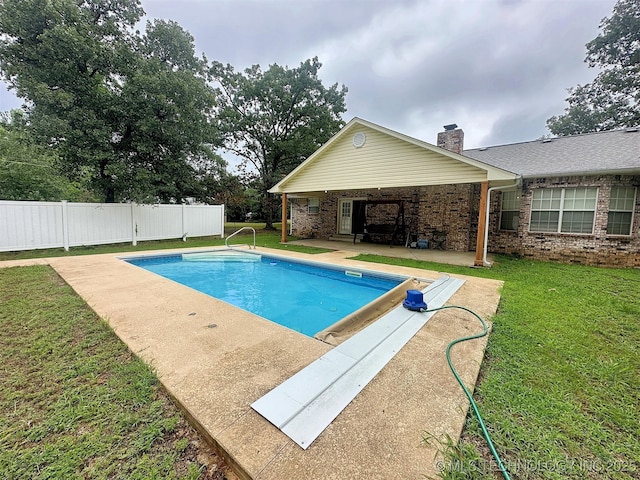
[0,0,218,202]
[0,110,96,201]
[211,57,347,228]
[197,170,251,222]
[547,0,640,135]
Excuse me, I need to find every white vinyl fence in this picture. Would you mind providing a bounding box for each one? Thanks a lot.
[0,200,225,252]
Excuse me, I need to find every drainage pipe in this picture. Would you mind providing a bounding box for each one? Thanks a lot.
[482,177,521,267]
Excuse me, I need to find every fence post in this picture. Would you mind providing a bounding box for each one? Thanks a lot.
[131,202,137,246]
[220,204,225,238]
[61,200,70,251]
[182,203,187,241]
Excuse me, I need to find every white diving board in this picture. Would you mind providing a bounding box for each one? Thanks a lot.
[251,275,465,449]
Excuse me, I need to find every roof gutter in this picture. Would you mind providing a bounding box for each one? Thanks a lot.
[482,176,522,267]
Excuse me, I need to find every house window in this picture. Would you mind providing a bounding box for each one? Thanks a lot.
[307,197,320,214]
[530,187,598,234]
[607,186,636,235]
[500,191,520,231]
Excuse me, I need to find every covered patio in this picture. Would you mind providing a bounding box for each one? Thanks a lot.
[270,118,518,266]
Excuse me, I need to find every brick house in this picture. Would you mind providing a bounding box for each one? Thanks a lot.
[269,118,639,267]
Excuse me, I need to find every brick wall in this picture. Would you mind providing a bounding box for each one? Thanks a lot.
[291,185,480,251]
[290,197,324,238]
[488,175,640,267]
[291,174,639,267]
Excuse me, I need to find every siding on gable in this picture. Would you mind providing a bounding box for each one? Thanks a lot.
[280,125,489,193]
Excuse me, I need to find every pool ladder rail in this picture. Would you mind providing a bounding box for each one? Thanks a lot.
[225,227,256,250]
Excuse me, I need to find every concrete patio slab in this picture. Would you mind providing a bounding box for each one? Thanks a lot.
[288,238,494,266]
[2,245,503,479]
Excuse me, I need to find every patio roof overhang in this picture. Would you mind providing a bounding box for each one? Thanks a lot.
[272,118,519,267]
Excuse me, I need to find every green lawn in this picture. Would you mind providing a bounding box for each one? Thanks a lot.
[0,266,229,479]
[1,227,639,479]
[355,254,640,480]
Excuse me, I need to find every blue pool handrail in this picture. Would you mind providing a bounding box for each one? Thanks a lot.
[225,227,256,250]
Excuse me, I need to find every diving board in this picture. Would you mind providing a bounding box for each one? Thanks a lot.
[251,275,465,449]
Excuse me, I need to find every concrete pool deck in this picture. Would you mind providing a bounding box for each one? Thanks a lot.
[3,246,503,479]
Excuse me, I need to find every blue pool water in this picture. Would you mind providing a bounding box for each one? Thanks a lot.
[126,253,404,337]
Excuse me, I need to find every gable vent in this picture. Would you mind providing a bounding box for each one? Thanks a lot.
[352,132,366,148]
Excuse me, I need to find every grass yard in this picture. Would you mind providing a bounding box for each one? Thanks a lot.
[355,254,640,480]
[0,266,231,480]
[1,226,639,479]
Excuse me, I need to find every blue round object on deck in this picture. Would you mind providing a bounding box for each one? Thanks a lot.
[402,289,427,311]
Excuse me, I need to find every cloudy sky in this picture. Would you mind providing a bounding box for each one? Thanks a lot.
[0,0,617,149]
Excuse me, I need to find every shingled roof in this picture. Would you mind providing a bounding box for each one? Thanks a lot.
[464,127,640,178]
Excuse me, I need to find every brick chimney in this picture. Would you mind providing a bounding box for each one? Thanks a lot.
[437,123,464,154]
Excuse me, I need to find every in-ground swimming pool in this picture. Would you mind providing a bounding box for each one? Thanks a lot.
[126,251,406,337]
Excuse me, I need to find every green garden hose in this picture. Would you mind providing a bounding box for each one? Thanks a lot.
[425,305,512,480]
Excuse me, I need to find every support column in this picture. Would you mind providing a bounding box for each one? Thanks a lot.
[281,193,288,243]
[474,181,489,266]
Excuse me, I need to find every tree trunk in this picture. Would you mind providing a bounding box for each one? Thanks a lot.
[105,186,115,203]
[263,191,276,230]
[99,159,116,203]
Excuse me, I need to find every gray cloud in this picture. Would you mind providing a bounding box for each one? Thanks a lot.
[0,0,617,149]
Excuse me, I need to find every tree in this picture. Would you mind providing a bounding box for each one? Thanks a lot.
[547,0,640,135]
[0,0,218,203]
[211,57,347,229]
[111,19,219,202]
[197,170,248,221]
[0,110,96,201]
